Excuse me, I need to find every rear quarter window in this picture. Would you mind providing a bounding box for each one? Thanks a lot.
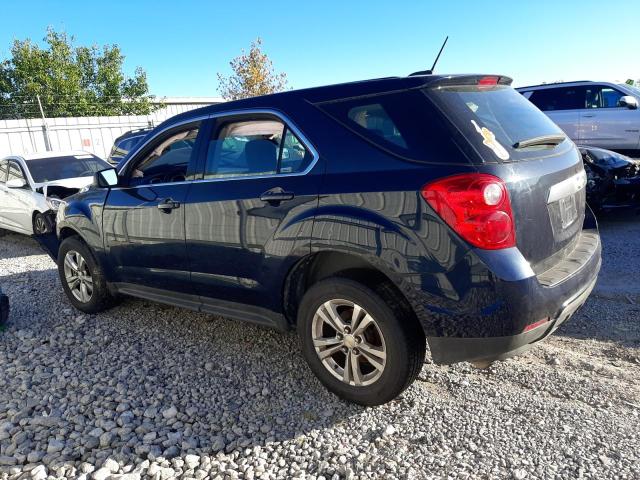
[316,89,471,164]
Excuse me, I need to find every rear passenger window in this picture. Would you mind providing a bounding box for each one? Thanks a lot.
[280,128,314,174]
[204,118,313,178]
[528,87,586,111]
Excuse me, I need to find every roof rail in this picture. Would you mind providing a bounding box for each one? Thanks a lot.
[517,80,594,89]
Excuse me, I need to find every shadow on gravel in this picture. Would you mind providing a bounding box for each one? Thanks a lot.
[553,208,640,351]
[0,267,365,468]
[555,297,640,350]
[0,231,47,260]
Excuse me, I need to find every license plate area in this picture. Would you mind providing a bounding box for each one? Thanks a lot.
[558,194,578,228]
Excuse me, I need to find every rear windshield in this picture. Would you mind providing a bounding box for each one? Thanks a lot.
[427,84,567,162]
[28,155,110,183]
[317,89,469,164]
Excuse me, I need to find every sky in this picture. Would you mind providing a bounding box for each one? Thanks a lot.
[0,0,639,97]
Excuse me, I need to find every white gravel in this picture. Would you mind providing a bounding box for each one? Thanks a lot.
[0,219,638,480]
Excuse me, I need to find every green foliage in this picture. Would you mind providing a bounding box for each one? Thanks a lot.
[217,38,288,101]
[0,28,156,119]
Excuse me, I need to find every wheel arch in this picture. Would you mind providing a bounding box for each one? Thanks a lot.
[282,250,421,330]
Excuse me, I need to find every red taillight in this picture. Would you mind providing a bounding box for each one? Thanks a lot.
[421,173,516,250]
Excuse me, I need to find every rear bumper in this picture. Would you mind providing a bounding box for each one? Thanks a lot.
[420,211,601,364]
[0,293,8,324]
[428,272,598,364]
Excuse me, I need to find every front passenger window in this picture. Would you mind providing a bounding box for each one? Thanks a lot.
[130,126,199,186]
[7,162,26,184]
[585,86,625,109]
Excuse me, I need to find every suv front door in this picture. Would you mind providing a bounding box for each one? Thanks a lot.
[102,121,204,295]
[580,84,640,150]
[184,114,321,324]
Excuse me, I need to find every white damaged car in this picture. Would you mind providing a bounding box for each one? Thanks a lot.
[0,151,111,235]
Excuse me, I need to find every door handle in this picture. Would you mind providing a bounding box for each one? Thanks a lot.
[157,198,180,211]
[260,188,295,203]
[582,114,595,118]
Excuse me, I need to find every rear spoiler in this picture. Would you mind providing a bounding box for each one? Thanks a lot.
[426,75,513,88]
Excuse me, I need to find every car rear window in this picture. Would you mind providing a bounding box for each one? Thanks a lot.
[427,84,567,162]
[316,89,470,164]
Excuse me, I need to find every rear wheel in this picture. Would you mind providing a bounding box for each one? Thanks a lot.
[58,236,115,313]
[297,277,425,406]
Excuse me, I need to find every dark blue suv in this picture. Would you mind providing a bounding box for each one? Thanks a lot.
[54,74,601,405]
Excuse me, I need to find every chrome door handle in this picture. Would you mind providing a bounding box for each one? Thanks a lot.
[260,188,295,203]
[157,199,180,211]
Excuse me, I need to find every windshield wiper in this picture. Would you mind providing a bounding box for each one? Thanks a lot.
[513,134,566,149]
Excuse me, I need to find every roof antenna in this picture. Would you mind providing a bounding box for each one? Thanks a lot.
[410,36,448,76]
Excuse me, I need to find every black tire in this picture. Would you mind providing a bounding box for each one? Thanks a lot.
[57,236,116,313]
[33,212,50,235]
[297,277,426,406]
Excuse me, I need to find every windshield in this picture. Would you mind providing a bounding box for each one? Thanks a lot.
[427,84,566,162]
[27,155,110,183]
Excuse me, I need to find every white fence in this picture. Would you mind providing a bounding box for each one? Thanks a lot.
[0,97,223,159]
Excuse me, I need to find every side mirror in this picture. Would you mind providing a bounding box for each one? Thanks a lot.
[619,95,638,109]
[94,168,119,188]
[6,178,26,189]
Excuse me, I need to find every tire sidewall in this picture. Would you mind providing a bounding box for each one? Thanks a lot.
[33,212,49,235]
[58,237,110,313]
[298,278,416,405]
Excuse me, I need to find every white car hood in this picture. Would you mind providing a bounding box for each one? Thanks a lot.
[33,176,94,198]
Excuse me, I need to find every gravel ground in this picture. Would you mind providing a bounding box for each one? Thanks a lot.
[0,216,638,480]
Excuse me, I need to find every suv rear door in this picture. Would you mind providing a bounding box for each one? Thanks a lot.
[184,113,321,321]
[103,120,204,295]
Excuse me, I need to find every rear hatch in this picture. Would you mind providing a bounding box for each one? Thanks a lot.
[426,76,586,268]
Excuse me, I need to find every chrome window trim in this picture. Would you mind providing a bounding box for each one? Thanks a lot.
[116,109,320,184]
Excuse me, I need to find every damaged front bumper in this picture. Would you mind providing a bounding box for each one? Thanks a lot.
[32,210,61,262]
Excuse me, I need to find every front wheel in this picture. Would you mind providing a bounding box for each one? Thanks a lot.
[58,236,115,313]
[297,277,426,406]
[33,212,51,235]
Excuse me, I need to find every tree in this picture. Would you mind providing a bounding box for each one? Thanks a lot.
[217,38,288,100]
[0,28,156,119]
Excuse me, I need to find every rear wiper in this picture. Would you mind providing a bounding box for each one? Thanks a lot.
[513,134,566,149]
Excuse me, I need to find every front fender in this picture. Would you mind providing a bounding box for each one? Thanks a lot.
[56,188,110,264]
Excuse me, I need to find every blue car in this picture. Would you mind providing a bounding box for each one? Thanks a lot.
[54,74,601,405]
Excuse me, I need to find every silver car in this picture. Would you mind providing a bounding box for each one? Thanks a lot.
[517,81,640,150]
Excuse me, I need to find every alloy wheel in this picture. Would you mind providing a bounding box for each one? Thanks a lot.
[34,215,47,235]
[311,299,387,387]
[63,250,93,303]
